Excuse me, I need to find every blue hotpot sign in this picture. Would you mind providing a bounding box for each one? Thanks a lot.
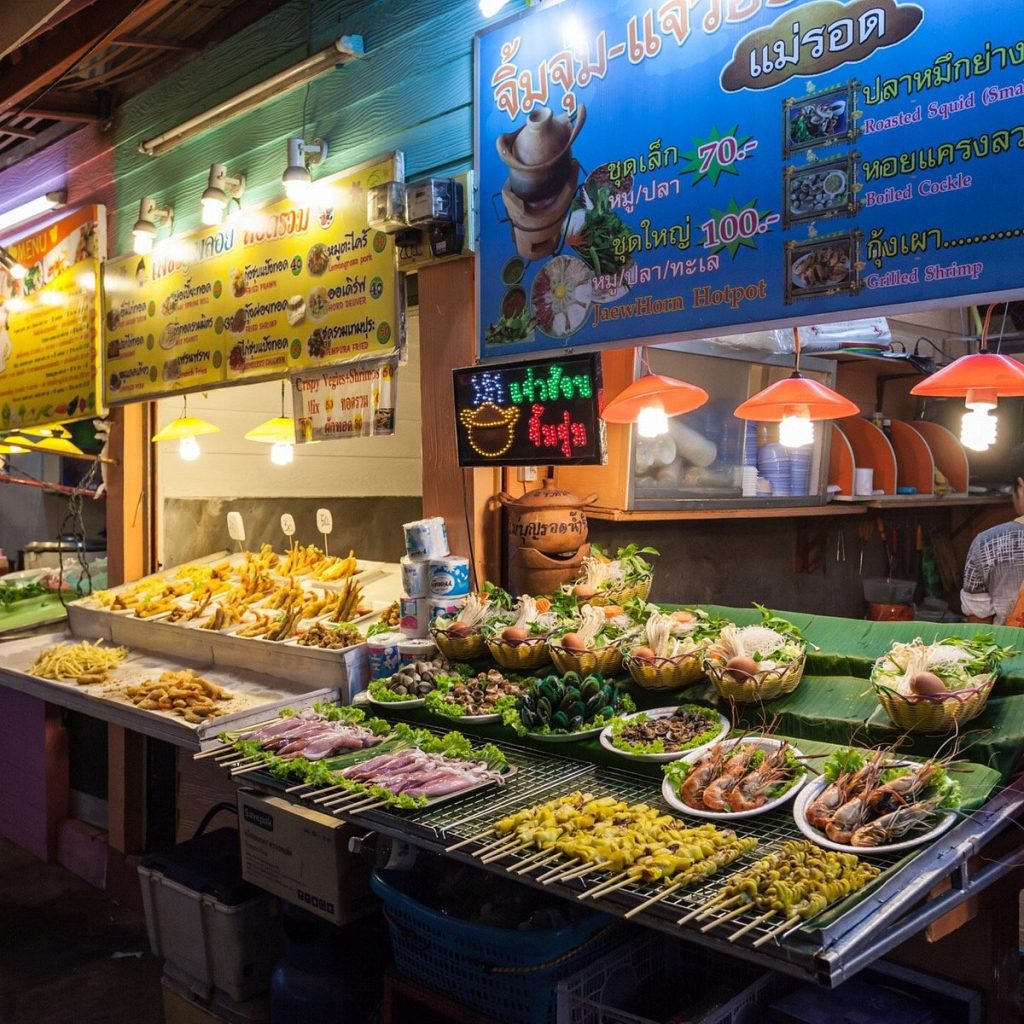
[475,0,1024,359]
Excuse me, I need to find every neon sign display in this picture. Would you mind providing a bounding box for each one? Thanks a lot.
[453,354,606,467]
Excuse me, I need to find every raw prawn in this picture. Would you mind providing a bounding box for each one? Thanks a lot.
[805,778,849,831]
[728,767,788,812]
[825,783,877,846]
[678,748,723,809]
[849,799,944,847]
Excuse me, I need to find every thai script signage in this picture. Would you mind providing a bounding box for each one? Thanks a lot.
[103,154,402,404]
[0,206,104,430]
[453,353,606,466]
[290,356,399,443]
[476,0,1024,358]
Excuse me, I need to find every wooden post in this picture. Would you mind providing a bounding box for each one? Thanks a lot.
[418,257,501,587]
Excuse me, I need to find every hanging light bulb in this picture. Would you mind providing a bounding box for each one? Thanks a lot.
[151,395,219,456]
[270,440,294,465]
[912,304,1024,443]
[960,388,998,452]
[735,329,858,434]
[778,406,815,448]
[636,403,669,438]
[178,435,201,461]
[200,163,245,226]
[0,247,28,280]
[602,349,708,435]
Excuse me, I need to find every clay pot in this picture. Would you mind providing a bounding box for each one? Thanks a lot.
[497,106,587,203]
[499,486,596,555]
[509,544,591,597]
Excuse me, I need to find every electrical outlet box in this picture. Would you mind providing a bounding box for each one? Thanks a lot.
[517,466,538,482]
[395,171,474,271]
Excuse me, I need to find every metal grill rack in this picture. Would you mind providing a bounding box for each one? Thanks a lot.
[209,730,1024,986]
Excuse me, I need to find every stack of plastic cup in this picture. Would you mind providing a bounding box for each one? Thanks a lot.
[757,443,790,496]
[789,447,812,496]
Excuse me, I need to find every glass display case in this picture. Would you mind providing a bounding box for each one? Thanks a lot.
[626,343,834,510]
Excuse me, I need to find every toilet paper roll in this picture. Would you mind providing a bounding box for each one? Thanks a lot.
[399,595,430,638]
[428,556,471,598]
[402,517,450,559]
[429,595,467,624]
[400,556,431,598]
[366,631,404,680]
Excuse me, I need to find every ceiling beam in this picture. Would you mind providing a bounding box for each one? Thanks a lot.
[0,0,79,63]
[0,0,165,116]
[113,35,201,53]
[21,91,105,123]
[0,124,40,140]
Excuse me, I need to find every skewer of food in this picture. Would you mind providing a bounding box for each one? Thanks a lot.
[694,840,879,945]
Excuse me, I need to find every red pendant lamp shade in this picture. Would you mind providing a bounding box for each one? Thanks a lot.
[734,372,859,421]
[602,373,709,423]
[912,302,1024,399]
[909,352,1024,398]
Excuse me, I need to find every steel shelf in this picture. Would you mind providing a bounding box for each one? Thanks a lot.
[212,729,1024,987]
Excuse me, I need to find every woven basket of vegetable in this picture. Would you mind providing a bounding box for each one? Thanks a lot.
[430,627,488,661]
[623,651,704,691]
[591,575,653,607]
[705,655,806,703]
[549,642,624,678]
[486,635,551,671]
[874,676,995,733]
[869,635,1014,733]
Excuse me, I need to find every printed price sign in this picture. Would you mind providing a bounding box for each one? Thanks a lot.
[453,353,605,467]
[476,0,1024,358]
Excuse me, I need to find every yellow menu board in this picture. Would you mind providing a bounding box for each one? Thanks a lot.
[103,153,402,404]
[0,206,104,430]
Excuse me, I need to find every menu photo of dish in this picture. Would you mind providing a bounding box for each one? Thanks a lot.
[782,81,860,158]
[783,155,860,230]
[784,232,864,304]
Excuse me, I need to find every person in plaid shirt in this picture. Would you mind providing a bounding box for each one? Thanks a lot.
[961,456,1024,625]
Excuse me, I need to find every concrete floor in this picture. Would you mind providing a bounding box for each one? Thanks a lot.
[0,838,163,1024]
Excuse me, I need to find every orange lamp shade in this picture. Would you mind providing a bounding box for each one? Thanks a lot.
[734,373,859,422]
[601,373,709,423]
[909,352,1024,398]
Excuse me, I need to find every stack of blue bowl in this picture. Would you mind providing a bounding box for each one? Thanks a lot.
[757,443,790,496]
[789,446,812,496]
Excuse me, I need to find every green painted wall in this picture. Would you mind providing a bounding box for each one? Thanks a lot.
[111,0,527,254]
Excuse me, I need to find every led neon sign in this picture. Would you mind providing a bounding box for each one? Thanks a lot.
[453,354,606,467]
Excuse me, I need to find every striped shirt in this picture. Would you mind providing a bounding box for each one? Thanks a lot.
[961,518,1024,624]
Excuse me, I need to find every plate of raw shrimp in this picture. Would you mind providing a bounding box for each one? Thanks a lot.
[793,749,959,854]
[661,736,807,820]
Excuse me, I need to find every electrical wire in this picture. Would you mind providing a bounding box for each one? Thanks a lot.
[56,458,102,605]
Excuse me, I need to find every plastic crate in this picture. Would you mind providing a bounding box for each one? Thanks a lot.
[557,933,776,1024]
[371,871,621,1024]
[138,828,280,1002]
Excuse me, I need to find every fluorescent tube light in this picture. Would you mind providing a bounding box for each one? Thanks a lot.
[140,37,363,157]
[0,191,66,234]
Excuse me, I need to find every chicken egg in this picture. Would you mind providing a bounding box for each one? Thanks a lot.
[561,632,587,652]
[909,671,946,697]
[632,646,657,662]
[502,625,528,644]
[725,655,759,679]
[446,621,472,638]
[573,585,597,600]
[603,605,625,619]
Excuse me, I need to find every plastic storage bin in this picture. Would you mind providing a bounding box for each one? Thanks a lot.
[556,933,776,1024]
[371,870,620,1024]
[139,826,281,1002]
